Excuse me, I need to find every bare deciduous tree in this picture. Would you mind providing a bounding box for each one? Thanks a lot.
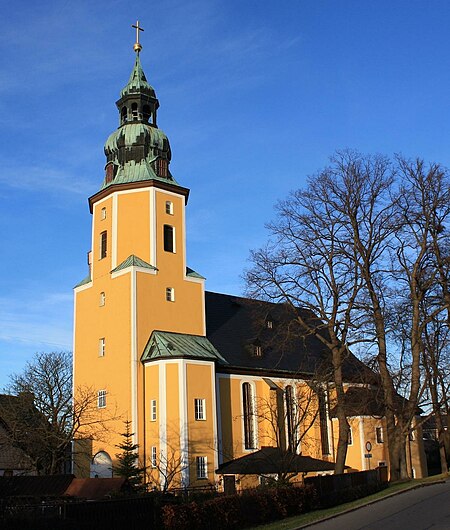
[0,351,114,475]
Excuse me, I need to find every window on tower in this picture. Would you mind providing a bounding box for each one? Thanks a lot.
[105,163,115,184]
[143,105,151,123]
[166,287,175,302]
[163,225,175,253]
[121,106,127,123]
[100,231,107,259]
[165,201,173,215]
[157,158,168,178]
[97,390,107,408]
[131,103,139,120]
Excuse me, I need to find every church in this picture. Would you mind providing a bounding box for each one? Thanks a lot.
[73,27,426,489]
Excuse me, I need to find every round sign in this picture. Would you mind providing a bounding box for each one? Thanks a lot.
[365,441,372,452]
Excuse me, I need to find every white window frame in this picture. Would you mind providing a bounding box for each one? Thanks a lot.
[101,207,107,220]
[166,287,175,302]
[165,201,173,215]
[151,399,157,421]
[194,398,206,421]
[151,446,157,468]
[100,231,107,259]
[376,426,384,444]
[99,292,106,307]
[99,338,105,357]
[196,456,207,479]
[97,390,106,408]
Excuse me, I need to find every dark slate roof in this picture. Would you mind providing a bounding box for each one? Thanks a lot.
[329,386,421,418]
[205,291,374,382]
[216,447,335,475]
[329,386,386,418]
[0,474,75,499]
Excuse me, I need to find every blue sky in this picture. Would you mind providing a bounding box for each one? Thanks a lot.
[1,0,450,389]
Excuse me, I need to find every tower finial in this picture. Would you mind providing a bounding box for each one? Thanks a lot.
[132,20,144,53]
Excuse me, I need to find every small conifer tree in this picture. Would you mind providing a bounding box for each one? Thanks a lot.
[113,420,145,492]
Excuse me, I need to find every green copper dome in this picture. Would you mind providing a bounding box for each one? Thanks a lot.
[99,52,180,191]
[120,54,156,99]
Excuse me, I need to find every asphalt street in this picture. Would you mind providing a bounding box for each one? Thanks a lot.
[307,479,450,530]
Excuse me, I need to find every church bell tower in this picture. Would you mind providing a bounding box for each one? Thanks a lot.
[73,24,220,487]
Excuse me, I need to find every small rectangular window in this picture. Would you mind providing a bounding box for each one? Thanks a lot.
[99,292,106,307]
[196,456,207,479]
[98,338,105,357]
[97,390,106,408]
[376,427,384,444]
[100,231,107,259]
[151,399,157,421]
[348,427,353,445]
[195,398,206,421]
[151,446,157,468]
[166,287,175,302]
[378,461,387,467]
[165,201,173,215]
[163,225,175,253]
[101,207,107,220]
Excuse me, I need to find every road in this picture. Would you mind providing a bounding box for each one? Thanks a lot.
[308,479,450,530]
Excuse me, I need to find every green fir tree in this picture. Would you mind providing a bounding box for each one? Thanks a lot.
[113,420,145,492]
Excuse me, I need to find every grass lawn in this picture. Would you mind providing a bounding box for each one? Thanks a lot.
[253,473,448,530]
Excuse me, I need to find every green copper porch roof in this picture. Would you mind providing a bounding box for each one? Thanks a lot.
[186,267,205,280]
[73,274,91,288]
[141,331,228,363]
[120,54,156,98]
[111,255,157,273]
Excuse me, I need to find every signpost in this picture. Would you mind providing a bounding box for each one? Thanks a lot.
[365,441,373,470]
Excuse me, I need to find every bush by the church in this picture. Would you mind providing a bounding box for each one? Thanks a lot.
[162,485,317,529]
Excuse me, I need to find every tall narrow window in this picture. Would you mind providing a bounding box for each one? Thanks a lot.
[99,292,106,307]
[252,344,262,357]
[376,427,384,444]
[165,201,173,215]
[242,382,256,450]
[97,390,107,408]
[100,231,107,259]
[285,385,297,452]
[98,338,105,357]
[131,102,138,120]
[151,399,157,421]
[101,207,107,220]
[163,225,175,253]
[195,398,206,420]
[196,456,207,479]
[151,446,157,468]
[121,106,127,123]
[348,427,353,445]
[318,389,330,455]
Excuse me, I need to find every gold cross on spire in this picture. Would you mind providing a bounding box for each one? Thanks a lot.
[132,20,144,53]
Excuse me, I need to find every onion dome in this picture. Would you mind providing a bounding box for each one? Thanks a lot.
[100,43,178,190]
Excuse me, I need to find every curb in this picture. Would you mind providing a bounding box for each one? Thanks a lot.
[294,478,448,529]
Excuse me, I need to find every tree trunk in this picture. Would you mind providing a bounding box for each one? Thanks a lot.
[332,347,349,474]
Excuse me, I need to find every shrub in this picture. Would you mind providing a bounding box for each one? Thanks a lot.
[162,485,317,529]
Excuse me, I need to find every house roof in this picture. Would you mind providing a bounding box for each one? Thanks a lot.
[111,254,158,273]
[205,292,374,382]
[64,478,126,499]
[329,386,386,418]
[141,330,228,363]
[216,447,335,475]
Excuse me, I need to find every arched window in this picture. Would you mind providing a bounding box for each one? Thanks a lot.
[121,106,127,123]
[91,451,113,478]
[285,385,297,452]
[143,105,151,123]
[131,103,138,120]
[242,382,256,450]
